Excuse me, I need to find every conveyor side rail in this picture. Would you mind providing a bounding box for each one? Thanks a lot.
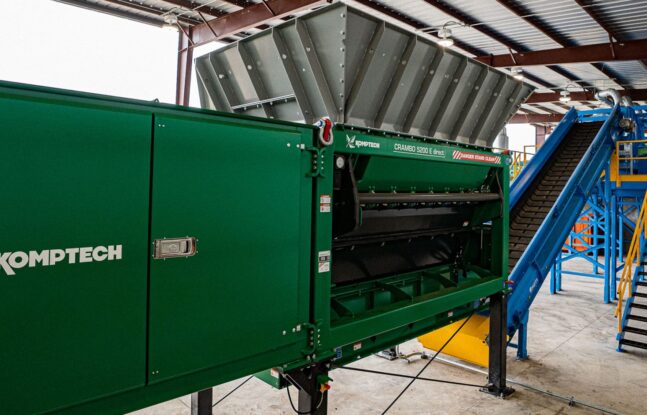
[507,106,621,334]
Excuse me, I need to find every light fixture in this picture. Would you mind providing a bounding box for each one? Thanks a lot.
[162,13,179,32]
[511,67,524,81]
[437,27,454,47]
[559,90,571,103]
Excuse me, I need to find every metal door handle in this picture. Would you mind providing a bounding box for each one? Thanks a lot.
[154,237,197,259]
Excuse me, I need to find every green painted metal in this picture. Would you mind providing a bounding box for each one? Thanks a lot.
[148,113,313,382]
[0,81,509,414]
[0,83,151,414]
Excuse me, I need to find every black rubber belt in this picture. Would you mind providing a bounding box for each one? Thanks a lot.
[508,122,603,272]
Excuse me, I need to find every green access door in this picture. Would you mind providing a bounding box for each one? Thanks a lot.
[148,113,313,382]
[0,87,151,414]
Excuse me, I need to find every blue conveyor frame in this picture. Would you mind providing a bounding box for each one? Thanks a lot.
[506,104,624,358]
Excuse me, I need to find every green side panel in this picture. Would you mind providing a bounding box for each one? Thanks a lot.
[149,114,313,382]
[356,156,491,192]
[0,90,151,414]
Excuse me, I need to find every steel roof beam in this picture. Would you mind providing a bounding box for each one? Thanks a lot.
[219,0,256,8]
[527,89,647,103]
[573,0,647,73]
[162,0,227,18]
[100,0,202,25]
[192,0,329,46]
[477,39,647,67]
[509,113,564,124]
[54,0,164,26]
[573,0,621,40]
[420,1,586,88]
[352,0,554,89]
[494,0,629,89]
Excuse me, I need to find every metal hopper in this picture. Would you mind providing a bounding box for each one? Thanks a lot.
[195,2,534,146]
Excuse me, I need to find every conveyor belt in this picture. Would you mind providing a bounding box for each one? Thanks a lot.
[508,121,603,272]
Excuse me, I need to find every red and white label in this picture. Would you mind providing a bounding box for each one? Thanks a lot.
[318,250,331,273]
[452,150,501,164]
[320,194,331,213]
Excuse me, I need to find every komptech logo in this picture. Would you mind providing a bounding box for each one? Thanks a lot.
[0,245,123,276]
[346,135,380,149]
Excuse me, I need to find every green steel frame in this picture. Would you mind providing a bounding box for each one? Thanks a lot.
[0,81,510,415]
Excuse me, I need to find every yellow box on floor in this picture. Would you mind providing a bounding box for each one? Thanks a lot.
[418,315,491,367]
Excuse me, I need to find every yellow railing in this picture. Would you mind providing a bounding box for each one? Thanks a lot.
[615,190,647,332]
[611,139,647,186]
[509,145,536,181]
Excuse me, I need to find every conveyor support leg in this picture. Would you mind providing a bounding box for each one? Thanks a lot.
[516,312,529,361]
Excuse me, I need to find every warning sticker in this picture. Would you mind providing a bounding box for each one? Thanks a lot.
[320,194,331,213]
[318,250,331,273]
[452,150,501,164]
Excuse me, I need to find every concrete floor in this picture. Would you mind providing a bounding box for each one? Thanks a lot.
[131,258,647,415]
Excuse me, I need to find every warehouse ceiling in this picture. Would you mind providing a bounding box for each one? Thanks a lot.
[54,0,647,124]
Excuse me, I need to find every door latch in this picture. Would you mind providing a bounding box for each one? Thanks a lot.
[153,237,197,259]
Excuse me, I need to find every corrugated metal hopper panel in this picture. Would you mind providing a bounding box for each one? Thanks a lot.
[195,3,533,146]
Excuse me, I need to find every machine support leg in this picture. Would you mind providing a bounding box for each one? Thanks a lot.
[550,261,557,295]
[190,388,213,415]
[516,312,529,361]
[482,293,514,398]
[286,363,330,415]
[556,260,562,292]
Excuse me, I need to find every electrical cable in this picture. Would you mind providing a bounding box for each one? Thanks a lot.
[434,356,623,415]
[380,306,480,415]
[286,384,326,415]
[212,376,253,408]
[335,366,482,388]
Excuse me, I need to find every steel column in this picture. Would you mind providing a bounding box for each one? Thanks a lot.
[611,191,618,300]
[190,388,213,415]
[604,167,612,304]
[483,293,514,397]
[176,29,193,106]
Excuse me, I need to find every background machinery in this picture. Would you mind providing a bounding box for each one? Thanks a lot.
[421,91,646,365]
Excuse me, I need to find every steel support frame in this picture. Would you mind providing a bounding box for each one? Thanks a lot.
[527,90,647,105]
[482,292,514,398]
[510,113,563,124]
[285,363,330,415]
[176,28,194,106]
[475,38,647,67]
[191,0,329,46]
[553,176,647,304]
[190,388,213,415]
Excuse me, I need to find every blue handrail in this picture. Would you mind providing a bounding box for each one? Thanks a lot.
[507,105,621,335]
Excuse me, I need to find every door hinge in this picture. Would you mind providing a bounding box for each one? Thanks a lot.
[303,146,327,178]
